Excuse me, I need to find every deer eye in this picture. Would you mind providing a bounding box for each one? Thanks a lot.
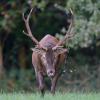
[54,56,57,62]
[42,54,46,59]
[41,55,46,62]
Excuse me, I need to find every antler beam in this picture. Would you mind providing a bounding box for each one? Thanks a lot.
[53,8,74,50]
[22,8,39,45]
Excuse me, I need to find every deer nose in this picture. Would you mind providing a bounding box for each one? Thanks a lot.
[47,69,55,77]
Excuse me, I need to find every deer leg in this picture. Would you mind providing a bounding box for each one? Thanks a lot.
[51,73,60,94]
[37,72,45,96]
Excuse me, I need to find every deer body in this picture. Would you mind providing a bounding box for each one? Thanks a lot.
[32,34,66,94]
[22,7,74,95]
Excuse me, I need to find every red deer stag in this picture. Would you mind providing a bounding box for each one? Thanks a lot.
[22,8,74,95]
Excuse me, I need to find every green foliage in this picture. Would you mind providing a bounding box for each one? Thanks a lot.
[66,0,100,49]
[0,0,100,92]
[0,69,35,92]
[0,0,100,48]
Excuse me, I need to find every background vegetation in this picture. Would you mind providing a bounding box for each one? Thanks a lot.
[0,0,100,92]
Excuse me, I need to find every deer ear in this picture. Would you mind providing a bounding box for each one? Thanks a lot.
[54,48,68,55]
[30,47,45,54]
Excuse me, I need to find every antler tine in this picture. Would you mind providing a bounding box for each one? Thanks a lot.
[22,8,33,22]
[22,8,39,45]
[27,8,33,21]
[23,30,30,37]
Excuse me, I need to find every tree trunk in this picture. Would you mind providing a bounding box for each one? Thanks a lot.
[0,43,5,78]
[18,46,27,69]
[96,65,100,90]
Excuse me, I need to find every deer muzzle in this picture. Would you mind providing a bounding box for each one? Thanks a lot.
[47,69,55,78]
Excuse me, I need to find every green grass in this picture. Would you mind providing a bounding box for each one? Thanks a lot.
[0,92,100,100]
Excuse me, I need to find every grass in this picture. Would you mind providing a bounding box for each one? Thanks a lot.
[0,92,100,100]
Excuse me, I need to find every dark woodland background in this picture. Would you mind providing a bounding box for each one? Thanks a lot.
[0,0,100,92]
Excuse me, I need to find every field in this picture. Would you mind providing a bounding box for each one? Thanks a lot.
[0,92,100,100]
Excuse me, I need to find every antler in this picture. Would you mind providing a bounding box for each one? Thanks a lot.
[53,8,74,50]
[22,8,39,45]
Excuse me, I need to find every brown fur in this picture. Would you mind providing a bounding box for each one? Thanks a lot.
[32,34,66,95]
[32,34,65,75]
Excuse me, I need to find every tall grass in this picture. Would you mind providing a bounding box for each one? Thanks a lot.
[0,92,100,100]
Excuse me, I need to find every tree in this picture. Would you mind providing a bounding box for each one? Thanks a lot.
[64,0,100,49]
[0,1,25,76]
